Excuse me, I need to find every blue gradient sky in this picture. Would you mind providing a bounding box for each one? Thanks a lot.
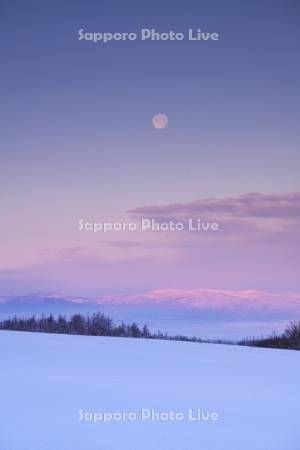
[0,0,299,296]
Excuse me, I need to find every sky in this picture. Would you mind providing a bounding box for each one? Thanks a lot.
[0,0,299,301]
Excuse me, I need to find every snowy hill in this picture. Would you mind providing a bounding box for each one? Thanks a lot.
[0,331,299,450]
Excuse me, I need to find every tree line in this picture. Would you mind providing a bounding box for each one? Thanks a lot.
[0,312,202,342]
[239,321,300,350]
[0,313,299,350]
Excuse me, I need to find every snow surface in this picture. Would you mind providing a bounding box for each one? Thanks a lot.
[0,331,299,450]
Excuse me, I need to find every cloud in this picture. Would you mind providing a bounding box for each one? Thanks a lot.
[39,239,182,266]
[41,246,88,261]
[100,239,179,250]
[128,192,300,245]
[128,192,300,219]
[0,268,33,278]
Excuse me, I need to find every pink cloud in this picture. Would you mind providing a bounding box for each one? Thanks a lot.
[128,192,300,247]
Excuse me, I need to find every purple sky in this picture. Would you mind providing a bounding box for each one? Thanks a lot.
[0,0,299,304]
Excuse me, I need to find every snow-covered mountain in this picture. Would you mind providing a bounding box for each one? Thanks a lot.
[1,289,300,317]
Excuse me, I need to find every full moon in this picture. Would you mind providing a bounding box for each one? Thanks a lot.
[152,113,168,129]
